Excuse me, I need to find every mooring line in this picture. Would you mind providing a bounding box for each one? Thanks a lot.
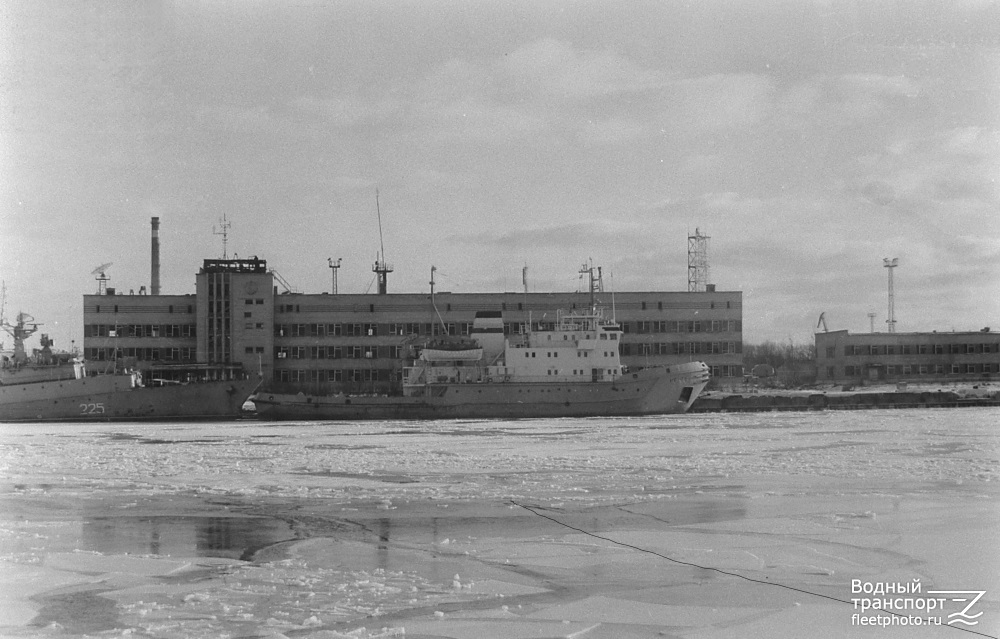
[510,500,996,638]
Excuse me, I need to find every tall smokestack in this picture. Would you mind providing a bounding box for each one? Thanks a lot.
[151,217,161,295]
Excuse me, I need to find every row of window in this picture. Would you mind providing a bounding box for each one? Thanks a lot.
[710,365,744,378]
[277,368,393,383]
[85,324,196,338]
[521,350,616,359]
[627,320,741,334]
[838,363,1000,377]
[623,342,741,356]
[276,299,736,315]
[831,343,1000,357]
[90,304,194,314]
[274,345,405,360]
[85,347,197,361]
[277,323,384,337]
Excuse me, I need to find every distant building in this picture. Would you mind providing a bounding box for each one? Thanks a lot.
[815,329,1000,385]
[82,258,745,393]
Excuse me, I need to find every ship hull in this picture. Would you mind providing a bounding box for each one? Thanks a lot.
[0,375,260,422]
[252,362,710,421]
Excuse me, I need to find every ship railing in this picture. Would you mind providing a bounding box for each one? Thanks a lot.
[555,307,613,331]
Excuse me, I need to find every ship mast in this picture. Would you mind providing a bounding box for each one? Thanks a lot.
[372,189,394,295]
[430,266,448,334]
[579,260,603,312]
[1,311,39,364]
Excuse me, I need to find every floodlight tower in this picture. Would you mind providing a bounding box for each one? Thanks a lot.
[883,257,899,333]
[328,258,342,294]
[687,228,710,292]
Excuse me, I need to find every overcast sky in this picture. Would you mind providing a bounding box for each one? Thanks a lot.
[2,0,998,350]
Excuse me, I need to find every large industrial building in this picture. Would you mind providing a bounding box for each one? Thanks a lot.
[82,258,744,393]
[815,329,1000,385]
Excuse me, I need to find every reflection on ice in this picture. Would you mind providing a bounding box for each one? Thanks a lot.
[81,515,295,560]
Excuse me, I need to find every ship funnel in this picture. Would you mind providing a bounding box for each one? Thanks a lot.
[151,217,161,295]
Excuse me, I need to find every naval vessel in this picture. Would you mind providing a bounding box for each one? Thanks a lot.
[1,312,259,422]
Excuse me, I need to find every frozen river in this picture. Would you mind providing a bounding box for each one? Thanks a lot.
[1,408,998,638]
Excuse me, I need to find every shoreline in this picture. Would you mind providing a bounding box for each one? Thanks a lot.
[692,381,1000,413]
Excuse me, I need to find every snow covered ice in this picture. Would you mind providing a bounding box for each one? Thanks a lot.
[1,408,998,638]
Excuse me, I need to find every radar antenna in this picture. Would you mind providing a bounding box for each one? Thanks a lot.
[92,262,113,295]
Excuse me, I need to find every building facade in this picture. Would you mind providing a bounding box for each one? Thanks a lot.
[83,258,744,393]
[815,329,1000,385]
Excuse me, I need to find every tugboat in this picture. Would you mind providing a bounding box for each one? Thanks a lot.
[0,311,260,422]
[252,268,710,421]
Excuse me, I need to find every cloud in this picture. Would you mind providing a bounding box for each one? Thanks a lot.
[498,38,668,98]
[577,117,648,145]
[861,181,896,205]
[291,95,388,127]
[663,73,776,134]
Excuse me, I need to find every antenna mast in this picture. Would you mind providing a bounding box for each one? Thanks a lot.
[688,228,710,292]
[214,213,231,259]
[883,257,898,333]
[372,189,394,294]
